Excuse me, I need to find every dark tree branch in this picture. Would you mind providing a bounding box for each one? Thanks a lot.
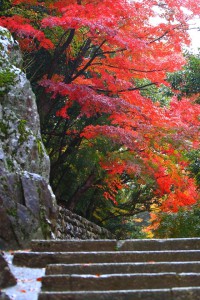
[100,48,126,55]
[148,30,169,44]
[89,82,158,94]
[71,40,106,81]
[66,168,97,211]
[47,29,75,79]
[65,38,91,83]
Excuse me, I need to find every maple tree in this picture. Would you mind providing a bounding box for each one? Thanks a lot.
[144,51,200,238]
[1,0,200,234]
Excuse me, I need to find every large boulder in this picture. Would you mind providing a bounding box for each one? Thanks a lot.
[0,27,57,249]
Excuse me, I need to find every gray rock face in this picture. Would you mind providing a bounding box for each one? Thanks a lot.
[0,27,57,249]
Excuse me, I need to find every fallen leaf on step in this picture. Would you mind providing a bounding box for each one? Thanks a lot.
[36,277,42,282]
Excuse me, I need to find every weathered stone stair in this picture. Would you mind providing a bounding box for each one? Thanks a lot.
[13,238,200,299]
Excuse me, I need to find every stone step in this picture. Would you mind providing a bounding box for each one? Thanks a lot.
[12,239,200,299]
[41,273,200,291]
[31,240,117,252]
[118,238,200,251]
[45,261,200,275]
[38,287,200,300]
[31,238,200,252]
[13,250,200,268]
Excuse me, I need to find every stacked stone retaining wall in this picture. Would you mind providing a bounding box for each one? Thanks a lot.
[57,206,114,239]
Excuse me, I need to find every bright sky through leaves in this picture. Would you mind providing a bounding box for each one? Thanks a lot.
[188,17,200,52]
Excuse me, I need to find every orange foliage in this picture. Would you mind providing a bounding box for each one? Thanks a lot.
[1,0,199,211]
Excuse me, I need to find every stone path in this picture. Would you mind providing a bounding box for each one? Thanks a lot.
[13,238,200,299]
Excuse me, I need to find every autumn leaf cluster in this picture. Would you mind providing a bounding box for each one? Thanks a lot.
[1,0,199,234]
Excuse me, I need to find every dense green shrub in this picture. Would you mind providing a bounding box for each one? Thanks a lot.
[153,204,200,238]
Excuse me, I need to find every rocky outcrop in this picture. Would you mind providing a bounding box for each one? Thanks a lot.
[0,27,57,249]
[0,253,16,288]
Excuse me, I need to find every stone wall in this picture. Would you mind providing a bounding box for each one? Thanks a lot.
[0,27,57,249]
[57,206,115,239]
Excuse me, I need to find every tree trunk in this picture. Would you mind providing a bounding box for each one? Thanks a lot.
[66,170,96,211]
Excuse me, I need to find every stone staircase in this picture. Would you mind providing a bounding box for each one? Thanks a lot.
[13,239,200,299]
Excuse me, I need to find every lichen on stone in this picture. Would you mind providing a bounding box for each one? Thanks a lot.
[0,27,57,250]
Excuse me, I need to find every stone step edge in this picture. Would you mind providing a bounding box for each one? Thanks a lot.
[46,261,200,268]
[45,261,200,274]
[38,287,200,300]
[31,240,117,252]
[14,250,200,254]
[32,238,200,242]
[13,251,200,267]
[31,238,200,251]
[41,273,200,292]
[42,272,200,278]
[41,273,200,290]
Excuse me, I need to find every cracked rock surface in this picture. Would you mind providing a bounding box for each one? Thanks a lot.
[0,27,57,249]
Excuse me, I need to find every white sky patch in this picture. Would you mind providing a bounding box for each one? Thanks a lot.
[187,17,200,53]
[149,6,200,53]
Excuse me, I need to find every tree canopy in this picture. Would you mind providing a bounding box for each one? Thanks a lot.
[1,0,200,235]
